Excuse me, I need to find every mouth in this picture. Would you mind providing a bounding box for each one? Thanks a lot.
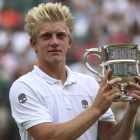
[48,50,62,54]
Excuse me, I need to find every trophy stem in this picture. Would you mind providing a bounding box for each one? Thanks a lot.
[121,83,127,97]
[113,83,133,102]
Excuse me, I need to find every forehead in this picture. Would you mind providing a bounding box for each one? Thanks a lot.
[38,21,68,35]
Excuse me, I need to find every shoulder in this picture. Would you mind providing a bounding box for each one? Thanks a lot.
[9,71,39,97]
[9,71,44,108]
[11,71,39,89]
[15,71,37,83]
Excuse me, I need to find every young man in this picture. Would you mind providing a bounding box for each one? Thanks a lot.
[9,2,140,140]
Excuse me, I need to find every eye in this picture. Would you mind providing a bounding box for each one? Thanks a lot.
[58,33,66,38]
[44,34,51,38]
[40,33,51,39]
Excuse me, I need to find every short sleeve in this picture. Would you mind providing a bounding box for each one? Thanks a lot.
[9,81,52,129]
[99,108,115,122]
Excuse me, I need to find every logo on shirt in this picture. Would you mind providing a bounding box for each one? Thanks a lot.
[81,100,88,109]
[18,93,27,104]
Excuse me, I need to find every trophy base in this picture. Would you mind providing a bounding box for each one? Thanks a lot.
[113,96,133,102]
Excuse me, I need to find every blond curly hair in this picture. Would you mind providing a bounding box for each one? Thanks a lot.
[24,2,74,42]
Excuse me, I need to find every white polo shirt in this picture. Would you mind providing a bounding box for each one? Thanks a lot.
[9,65,115,140]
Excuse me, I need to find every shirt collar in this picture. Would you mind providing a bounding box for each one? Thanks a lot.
[33,65,77,85]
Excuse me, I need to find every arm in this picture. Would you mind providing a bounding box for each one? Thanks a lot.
[98,106,137,140]
[111,106,136,140]
[28,69,122,140]
[28,106,100,140]
[98,76,140,140]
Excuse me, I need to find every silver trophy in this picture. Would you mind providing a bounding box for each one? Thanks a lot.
[83,44,140,102]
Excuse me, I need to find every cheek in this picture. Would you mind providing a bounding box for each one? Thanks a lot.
[63,46,69,54]
[37,47,47,58]
[37,43,47,51]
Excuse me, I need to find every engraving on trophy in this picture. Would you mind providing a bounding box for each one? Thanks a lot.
[109,64,137,77]
[108,47,137,60]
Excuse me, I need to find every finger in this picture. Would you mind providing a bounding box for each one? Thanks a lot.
[127,82,140,90]
[131,93,140,101]
[125,85,135,90]
[106,87,121,96]
[108,91,121,101]
[104,77,122,91]
[100,69,112,87]
[134,76,140,84]
[125,89,140,95]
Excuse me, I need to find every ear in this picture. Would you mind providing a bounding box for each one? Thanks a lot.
[68,37,73,49]
[30,38,38,53]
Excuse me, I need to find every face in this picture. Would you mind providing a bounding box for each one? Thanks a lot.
[30,21,72,66]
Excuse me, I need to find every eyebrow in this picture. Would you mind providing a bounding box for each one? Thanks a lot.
[39,32,50,37]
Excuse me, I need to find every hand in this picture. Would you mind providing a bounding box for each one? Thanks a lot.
[92,69,122,116]
[125,76,140,112]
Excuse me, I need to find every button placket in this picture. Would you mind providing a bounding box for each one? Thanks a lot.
[62,88,72,110]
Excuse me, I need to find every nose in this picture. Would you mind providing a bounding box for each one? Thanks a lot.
[50,35,59,47]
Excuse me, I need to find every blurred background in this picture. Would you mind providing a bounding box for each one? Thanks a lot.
[0,0,140,140]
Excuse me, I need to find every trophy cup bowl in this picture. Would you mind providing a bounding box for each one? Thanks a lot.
[83,44,140,102]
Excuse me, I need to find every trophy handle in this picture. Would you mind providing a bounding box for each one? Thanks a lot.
[136,60,140,76]
[83,48,103,81]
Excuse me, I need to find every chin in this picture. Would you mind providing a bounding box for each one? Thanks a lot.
[48,56,64,64]
[51,59,62,64]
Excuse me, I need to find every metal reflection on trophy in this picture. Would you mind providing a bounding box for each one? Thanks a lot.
[83,44,140,102]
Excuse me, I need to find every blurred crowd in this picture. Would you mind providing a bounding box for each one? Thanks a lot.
[0,0,140,140]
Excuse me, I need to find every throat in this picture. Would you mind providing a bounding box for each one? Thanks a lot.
[39,64,67,84]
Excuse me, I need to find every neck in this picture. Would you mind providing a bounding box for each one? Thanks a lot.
[38,62,67,85]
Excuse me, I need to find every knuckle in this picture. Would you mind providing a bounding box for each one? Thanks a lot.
[107,82,111,87]
[137,76,140,80]
[138,87,140,91]
[112,87,118,92]
[113,87,117,91]
[111,88,116,92]
[132,94,137,98]
[114,88,120,92]
[102,94,109,101]
[107,97,112,102]
[114,78,122,83]
[102,94,107,99]
[114,92,121,98]
[131,93,135,97]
